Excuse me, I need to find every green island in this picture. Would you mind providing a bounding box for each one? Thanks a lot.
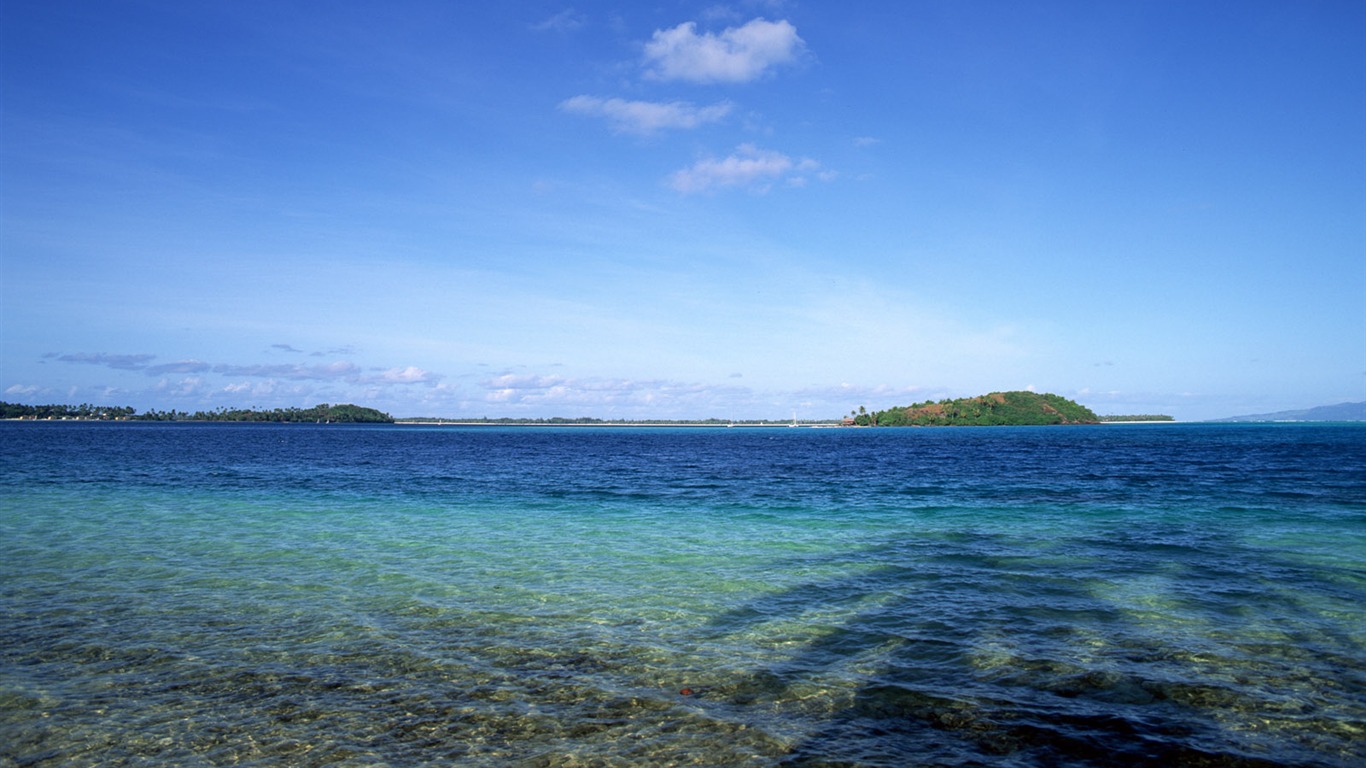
[848,391,1100,427]
[0,402,392,423]
[1098,414,1175,422]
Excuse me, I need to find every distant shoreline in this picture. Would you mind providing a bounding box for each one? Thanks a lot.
[392,421,833,428]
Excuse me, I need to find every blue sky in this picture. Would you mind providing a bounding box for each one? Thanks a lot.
[2,1,1363,420]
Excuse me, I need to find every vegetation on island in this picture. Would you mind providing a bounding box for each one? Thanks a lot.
[848,391,1100,427]
[1,401,392,423]
[1098,414,1175,422]
[0,402,138,421]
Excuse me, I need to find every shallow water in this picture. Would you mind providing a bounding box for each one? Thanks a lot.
[2,422,1363,766]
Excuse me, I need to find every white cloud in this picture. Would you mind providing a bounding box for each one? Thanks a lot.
[642,18,804,83]
[153,376,209,398]
[560,95,732,135]
[375,366,440,384]
[669,143,826,193]
[533,9,586,33]
[222,380,289,398]
[478,374,752,414]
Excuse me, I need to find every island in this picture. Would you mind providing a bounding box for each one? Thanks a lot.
[847,391,1099,427]
[1,402,393,423]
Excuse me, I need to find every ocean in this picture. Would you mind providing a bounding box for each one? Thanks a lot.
[1,422,1362,767]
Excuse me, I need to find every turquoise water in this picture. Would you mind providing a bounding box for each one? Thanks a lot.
[1,423,1363,766]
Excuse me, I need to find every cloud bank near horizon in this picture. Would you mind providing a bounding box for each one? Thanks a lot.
[10,348,984,420]
[50,351,430,383]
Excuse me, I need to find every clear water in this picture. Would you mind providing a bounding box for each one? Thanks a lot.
[1,422,1362,767]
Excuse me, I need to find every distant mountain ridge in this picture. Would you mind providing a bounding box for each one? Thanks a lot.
[1214,401,1366,422]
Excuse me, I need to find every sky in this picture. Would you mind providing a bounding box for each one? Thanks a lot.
[2,1,1363,421]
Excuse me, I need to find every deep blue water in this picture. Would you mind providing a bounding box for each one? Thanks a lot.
[1,422,1363,767]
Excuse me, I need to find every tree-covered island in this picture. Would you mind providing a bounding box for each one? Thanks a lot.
[1,402,392,423]
[848,391,1100,427]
